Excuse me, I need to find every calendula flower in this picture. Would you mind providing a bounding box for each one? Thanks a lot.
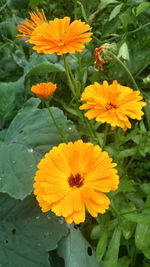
[31,82,57,99]
[33,140,119,224]
[17,9,47,40]
[28,16,92,55]
[80,80,146,130]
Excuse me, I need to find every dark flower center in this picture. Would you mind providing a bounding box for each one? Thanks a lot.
[68,173,84,188]
[105,103,117,110]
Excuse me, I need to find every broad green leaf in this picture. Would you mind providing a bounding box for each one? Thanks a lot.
[135,224,150,250]
[118,42,130,61]
[58,226,102,267]
[26,62,65,79]
[0,98,79,199]
[96,229,108,262]
[99,0,118,10]
[0,193,68,267]
[104,226,121,267]
[109,4,123,21]
[0,144,39,199]
[136,2,150,16]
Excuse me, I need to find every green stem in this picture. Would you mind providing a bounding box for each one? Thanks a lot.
[102,124,108,149]
[45,101,67,143]
[109,51,139,90]
[63,54,76,98]
[63,55,98,142]
[120,204,150,216]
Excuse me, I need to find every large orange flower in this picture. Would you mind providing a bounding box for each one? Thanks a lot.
[31,82,57,99]
[17,9,47,40]
[28,16,92,55]
[33,140,119,224]
[80,80,146,130]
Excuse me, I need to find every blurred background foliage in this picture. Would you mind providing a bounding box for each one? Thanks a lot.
[0,0,150,266]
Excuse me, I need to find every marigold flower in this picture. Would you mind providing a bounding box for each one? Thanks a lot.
[31,82,57,99]
[17,9,47,40]
[80,80,146,130]
[33,140,119,224]
[28,16,92,55]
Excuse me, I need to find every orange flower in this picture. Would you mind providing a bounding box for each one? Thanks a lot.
[31,82,57,99]
[28,16,92,55]
[33,140,119,224]
[17,9,47,40]
[80,80,146,130]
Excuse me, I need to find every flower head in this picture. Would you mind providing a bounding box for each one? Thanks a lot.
[31,82,57,99]
[28,16,92,55]
[17,9,47,40]
[33,140,119,224]
[94,43,117,71]
[80,80,146,130]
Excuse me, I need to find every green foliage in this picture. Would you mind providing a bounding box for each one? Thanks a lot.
[0,193,68,266]
[58,226,102,267]
[1,0,150,265]
[0,98,79,199]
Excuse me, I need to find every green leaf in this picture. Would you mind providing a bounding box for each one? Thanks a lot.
[58,226,102,267]
[29,0,45,8]
[109,4,123,21]
[120,8,135,28]
[136,2,150,16]
[0,98,79,199]
[124,213,150,224]
[121,219,136,240]
[96,229,108,262]
[104,226,121,267]
[90,225,101,240]
[135,224,150,250]
[0,193,68,266]
[117,148,137,159]
[117,256,131,267]
[0,82,15,125]
[0,144,39,199]
[118,42,130,61]
[98,0,118,10]
[7,0,29,9]
[143,247,150,260]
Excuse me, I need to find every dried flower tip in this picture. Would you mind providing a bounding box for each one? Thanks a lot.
[94,43,117,71]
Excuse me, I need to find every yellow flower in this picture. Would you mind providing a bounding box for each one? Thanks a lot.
[33,140,119,224]
[80,80,146,130]
[28,16,92,55]
[17,9,47,40]
[31,82,57,99]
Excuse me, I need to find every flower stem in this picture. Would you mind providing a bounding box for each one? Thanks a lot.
[102,124,109,149]
[109,51,139,90]
[45,101,67,143]
[63,54,77,98]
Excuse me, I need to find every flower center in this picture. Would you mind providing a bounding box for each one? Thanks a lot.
[105,103,117,110]
[68,173,84,188]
